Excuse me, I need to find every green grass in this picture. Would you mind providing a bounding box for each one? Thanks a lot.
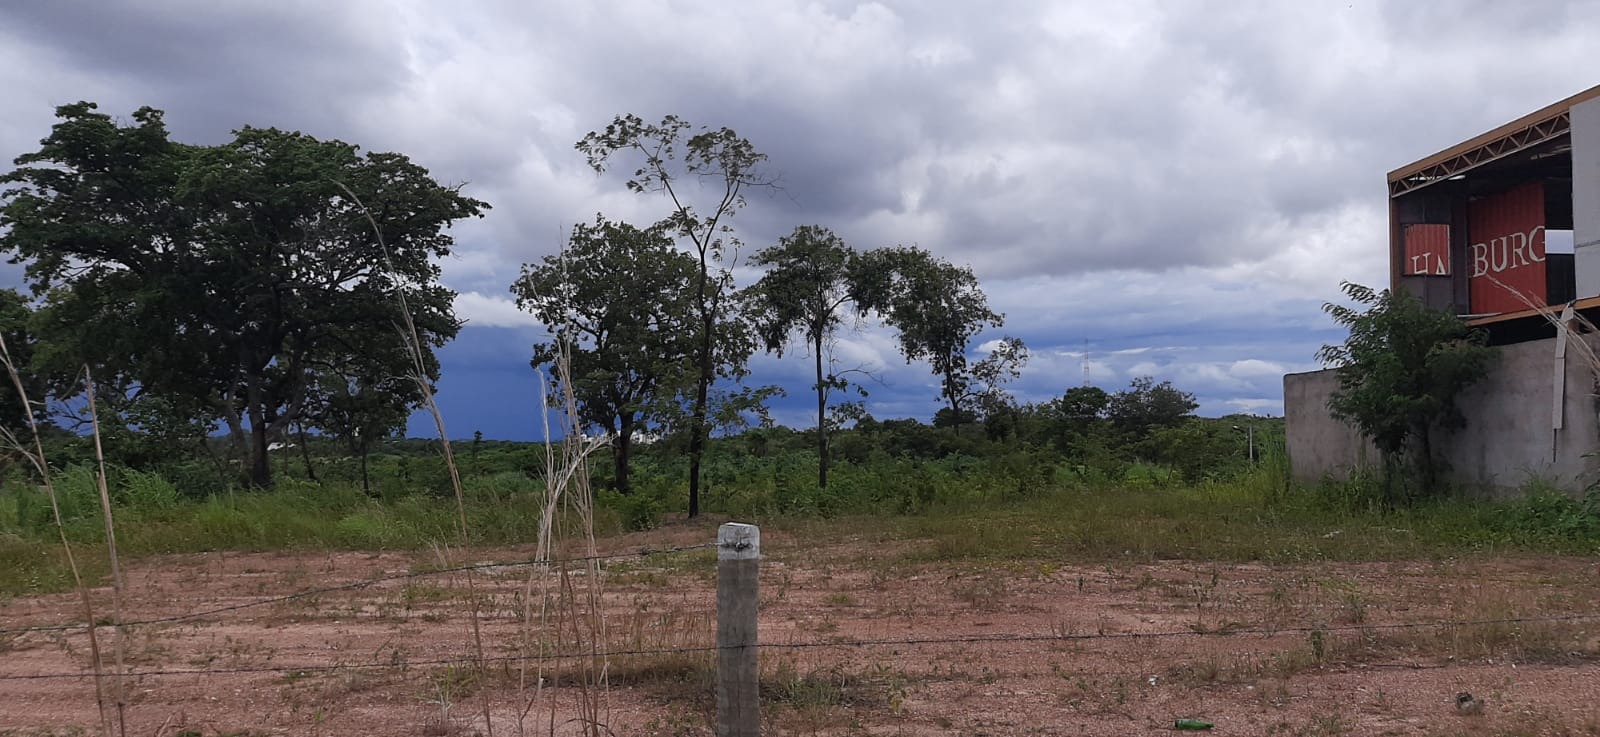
[889,479,1600,565]
[0,466,627,598]
[4,454,1600,599]
[0,532,106,598]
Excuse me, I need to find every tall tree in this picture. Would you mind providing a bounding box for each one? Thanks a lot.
[1317,281,1492,501]
[512,216,699,494]
[1105,376,1198,438]
[0,102,486,486]
[747,225,869,489]
[577,115,769,517]
[856,246,1004,422]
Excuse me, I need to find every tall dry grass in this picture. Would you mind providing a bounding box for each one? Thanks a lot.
[337,184,622,734]
[0,336,116,737]
[518,289,612,736]
[337,180,493,735]
[85,369,128,737]
[1483,274,1600,377]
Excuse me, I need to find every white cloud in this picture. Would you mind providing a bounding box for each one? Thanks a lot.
[453,291,540,329]
[1126,361,1160,378]
[1226,398,1285,415]
[1229,359,1289,379]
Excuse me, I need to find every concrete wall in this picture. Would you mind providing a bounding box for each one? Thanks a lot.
[1285,333,1600,494]
[1283,368,1376,481]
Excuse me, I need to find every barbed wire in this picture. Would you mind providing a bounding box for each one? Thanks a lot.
[762,612,1600,650]
[2,611,1595,682]
[0,542,715,636]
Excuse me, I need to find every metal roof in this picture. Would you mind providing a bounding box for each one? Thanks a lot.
[1387,84,1600,198]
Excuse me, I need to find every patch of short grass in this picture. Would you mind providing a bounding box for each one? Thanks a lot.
[0,479,568,597]
[761,659,915,730]
[0,533,106,599]
[884,482,1600,566]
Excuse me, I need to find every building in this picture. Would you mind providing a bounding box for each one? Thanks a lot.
[1286,84,1600,492]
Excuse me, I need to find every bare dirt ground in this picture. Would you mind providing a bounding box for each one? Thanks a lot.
[4,519,1600,737]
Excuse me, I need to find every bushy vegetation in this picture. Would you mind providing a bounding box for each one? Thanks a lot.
[6,401,1600,599]
[1318,282,1494,502]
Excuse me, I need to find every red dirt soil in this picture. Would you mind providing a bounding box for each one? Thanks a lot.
[3,521,1600,736]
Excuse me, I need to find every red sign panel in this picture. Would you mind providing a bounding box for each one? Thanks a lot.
[1403,224,1450,276]
[1468,181,1546,314]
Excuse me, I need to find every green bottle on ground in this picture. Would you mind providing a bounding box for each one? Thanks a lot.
[1174,718,1214,730]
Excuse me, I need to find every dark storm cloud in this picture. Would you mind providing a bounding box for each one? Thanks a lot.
[3,1,1598,433]
[8,1,1595,284]
[0,1,408,141]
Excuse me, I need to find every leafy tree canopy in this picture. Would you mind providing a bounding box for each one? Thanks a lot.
[1105,376,1198,437]
[0,102,487,486]
[854,245,1004,420]
[0,290,43,432]
[512,215,699,493]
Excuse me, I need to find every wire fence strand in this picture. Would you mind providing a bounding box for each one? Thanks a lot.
[2,611,1596,682]
[0,542,715,636]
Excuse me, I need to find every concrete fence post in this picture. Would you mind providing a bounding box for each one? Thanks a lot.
[716,522,760,737]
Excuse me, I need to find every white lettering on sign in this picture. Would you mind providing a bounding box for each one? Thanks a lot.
[1470,226,1545,278]
[1410,252,1448,275]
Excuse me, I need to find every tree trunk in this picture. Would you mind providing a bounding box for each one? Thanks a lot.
[815,337,828,490]
[1415,420,1436,498]
[686,291,715,519]
[359,443,372,496]
[687,370,709,519]
[945,375,965,428]
[614,411,634,495]
[296,423,317,482]
[243,371,273,488]
[222,404,248,470]
[249,420,271,488]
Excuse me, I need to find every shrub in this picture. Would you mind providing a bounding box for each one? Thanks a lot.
[600,489,665,532]
[1500,484,1600,543]
[16,465,99,533]
[119,469,180,512]
[1317,281,1493,501]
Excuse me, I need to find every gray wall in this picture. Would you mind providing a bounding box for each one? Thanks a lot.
[1285,333,1600,494]
[1283,368,1376,481]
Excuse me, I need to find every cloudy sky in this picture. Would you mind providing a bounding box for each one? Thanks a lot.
[2,1,1597,439]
